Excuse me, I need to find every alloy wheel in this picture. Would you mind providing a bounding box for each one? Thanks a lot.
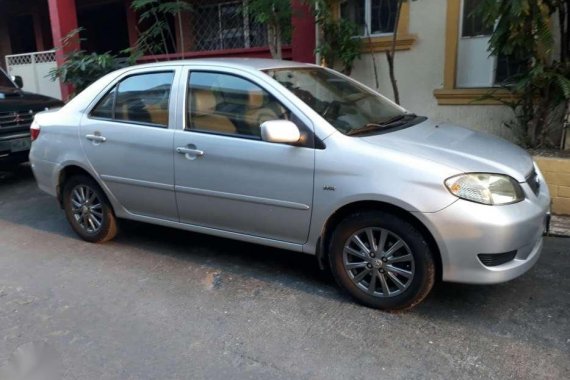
[70,184,103,234]
[343,227,415,297]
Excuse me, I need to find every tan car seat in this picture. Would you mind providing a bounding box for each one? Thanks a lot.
[145,104,169,126]
[190,89,236,134]
[244,91,279,135]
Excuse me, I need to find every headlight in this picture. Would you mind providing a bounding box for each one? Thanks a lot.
[445,173,524,205]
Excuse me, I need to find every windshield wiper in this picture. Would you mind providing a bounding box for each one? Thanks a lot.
[347,113,417,136]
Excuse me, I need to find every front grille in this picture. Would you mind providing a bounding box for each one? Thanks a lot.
[478,251,517,267]
[0,110,36,128]
[526,168,540,195]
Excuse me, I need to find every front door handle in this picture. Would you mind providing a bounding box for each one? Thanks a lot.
[86,133,107,143]
[176,146,205,158]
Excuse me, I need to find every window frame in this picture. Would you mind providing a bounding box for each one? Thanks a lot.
[339,0,397,38]
[337,0,416,53]
[456,0,515,88]
[433,0,517,105]
[88,70,176,129]
[182,68,319,149]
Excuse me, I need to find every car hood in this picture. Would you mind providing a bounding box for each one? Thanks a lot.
[0,87,63,112]
[361,119,533,182]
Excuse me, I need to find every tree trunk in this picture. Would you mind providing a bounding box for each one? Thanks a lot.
[385,51,399,104]
[386,0,403,104]
[176,0,185,54]
[266,9,281,60]
[364,26,379,89]
[268,22,281,60]
[564,100,570,149]
[275,28,282,60]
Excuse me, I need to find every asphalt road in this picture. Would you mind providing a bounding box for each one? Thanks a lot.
[0,165,569,380]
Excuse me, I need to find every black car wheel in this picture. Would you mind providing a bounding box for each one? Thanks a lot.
[329,211,435,310]
[63,175,117,243]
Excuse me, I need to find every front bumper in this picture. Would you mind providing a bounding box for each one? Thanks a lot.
[415,180,550,284]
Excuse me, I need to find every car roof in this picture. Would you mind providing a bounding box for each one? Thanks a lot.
[129,58,317,71]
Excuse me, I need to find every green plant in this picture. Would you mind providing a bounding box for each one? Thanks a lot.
[310,0,361,75]
[478,0,570,148]
[317,17,361,75]
[131,0,192,55]
[48,28,123,95]
[248,0,292,59]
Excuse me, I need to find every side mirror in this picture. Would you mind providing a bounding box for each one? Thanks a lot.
[260,120,301,144]
[12,75,23,88]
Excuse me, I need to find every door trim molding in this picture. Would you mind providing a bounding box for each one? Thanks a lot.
[175,185,311,210]
[101,174,174,191]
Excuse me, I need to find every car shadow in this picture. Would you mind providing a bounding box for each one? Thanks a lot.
[113,219,537,317]
[0,163,34,185]
[115,219,346,301]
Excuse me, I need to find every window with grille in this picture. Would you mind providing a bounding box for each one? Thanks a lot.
[340,0,399,36]
[193,1,267,51]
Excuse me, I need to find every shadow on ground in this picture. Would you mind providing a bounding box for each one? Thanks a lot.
[0,163,34,184]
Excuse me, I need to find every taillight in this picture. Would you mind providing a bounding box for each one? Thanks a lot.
[30,120,41,142]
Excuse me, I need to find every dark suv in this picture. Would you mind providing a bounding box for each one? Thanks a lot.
[0,68,63,165]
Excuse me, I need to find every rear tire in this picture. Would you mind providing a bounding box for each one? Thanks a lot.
[329,211,435,310]
[62,175,117,243]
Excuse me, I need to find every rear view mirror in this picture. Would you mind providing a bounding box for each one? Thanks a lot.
[12,75,23,88]
[260,120,301,144]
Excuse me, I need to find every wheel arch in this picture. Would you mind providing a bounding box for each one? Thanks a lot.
[57,165,104,208]
[317,200,443,280]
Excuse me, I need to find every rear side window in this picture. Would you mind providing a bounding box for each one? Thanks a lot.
[90,87,115,119]
[90,71,174,127]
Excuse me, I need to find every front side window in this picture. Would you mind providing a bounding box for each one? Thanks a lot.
[187,72,290,138]
[341,0,398,36]
[265,67,410,135]
[91,72,174,127]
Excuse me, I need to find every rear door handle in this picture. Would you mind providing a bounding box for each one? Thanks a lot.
[176,146,205,158]
[86,134,107,143]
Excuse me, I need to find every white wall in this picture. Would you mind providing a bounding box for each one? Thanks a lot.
[5,51,62,100]
[349,0,515,140]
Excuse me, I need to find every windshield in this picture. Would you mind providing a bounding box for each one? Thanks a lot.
[0,70,16,89]
[264,67,410,135]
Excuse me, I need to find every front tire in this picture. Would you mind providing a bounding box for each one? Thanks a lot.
[329,212,435,310]
[62,175,118,243]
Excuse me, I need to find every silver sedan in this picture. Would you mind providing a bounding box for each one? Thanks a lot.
[29,59,550,310]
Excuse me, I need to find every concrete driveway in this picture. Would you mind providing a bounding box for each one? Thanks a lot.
[0,165,569,379]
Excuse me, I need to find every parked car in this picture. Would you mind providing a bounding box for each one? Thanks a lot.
[0,68,63,166]
[29,59,550,310]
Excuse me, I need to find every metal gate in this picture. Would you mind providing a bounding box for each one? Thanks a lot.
[5,50,62,100]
